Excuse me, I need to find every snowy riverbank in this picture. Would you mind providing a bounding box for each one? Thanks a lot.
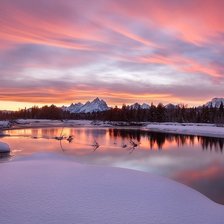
[0,119,224,138]
[145,123,224,138]
[0,153,223,224]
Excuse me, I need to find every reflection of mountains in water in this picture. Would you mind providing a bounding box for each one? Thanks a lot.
[109,129,224,152]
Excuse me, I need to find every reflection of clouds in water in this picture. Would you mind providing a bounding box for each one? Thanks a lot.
[174,163,224,204]
[102,150,221,176]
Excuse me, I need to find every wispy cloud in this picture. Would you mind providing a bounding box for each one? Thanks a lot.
[0,0,223,109]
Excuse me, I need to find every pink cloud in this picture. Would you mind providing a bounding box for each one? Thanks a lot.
[0,0,223,108]
[110,0,224,44]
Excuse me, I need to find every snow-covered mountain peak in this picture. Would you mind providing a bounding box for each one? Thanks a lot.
[205,98,224,108]
[65,102,84,113]
[165,103,178,109]
[64,98,109,113]
[130,103,141,109]
[141,103,150,109]
[93,97,100,102]
[129,103,150,110]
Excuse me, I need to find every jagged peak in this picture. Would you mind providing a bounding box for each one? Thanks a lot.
[93,97,100,102]
[204,97,224,108]
[65,97,109,113]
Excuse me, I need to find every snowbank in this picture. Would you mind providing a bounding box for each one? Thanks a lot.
[0,121,12,136]
[146,123,224,138]
[0,121,11,129]
[0,154,223,224]
[13,119,93,128]
[0,142,10,153]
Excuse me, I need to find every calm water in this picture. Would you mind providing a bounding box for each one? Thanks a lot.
[1,127,224,204]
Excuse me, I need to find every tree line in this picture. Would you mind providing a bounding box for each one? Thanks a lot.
[0,103,223,124]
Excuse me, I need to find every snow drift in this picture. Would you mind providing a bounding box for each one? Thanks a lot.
[0,154,223,224]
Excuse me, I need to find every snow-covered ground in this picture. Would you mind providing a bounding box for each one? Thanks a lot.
[0,153,223,224]
[0,121,12,136]
[13,119,94,128]
[0,121,11,129]
[145,123,224,138]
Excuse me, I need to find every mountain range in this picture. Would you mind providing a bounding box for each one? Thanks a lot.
[128,103,150,110]
[63,98,153,114]
[62,97,224,114]
[64,98,110,113]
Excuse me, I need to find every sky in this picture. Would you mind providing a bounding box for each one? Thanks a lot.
[0,0,224,110]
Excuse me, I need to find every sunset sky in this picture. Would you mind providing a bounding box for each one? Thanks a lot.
[0,0,224,110]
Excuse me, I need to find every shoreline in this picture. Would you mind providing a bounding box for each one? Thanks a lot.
[0,119,224,138]
[145,123,224,138]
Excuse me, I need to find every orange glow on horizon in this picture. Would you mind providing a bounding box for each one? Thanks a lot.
[0,95,208,111]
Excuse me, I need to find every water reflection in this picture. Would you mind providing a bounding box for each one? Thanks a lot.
[1,127,224,204]
[200,136,224,152]
[5,127,224,152]
[109,129,224,152]
[174,163,224,204]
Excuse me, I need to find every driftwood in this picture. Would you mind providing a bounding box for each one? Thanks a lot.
[92,140,100,151]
